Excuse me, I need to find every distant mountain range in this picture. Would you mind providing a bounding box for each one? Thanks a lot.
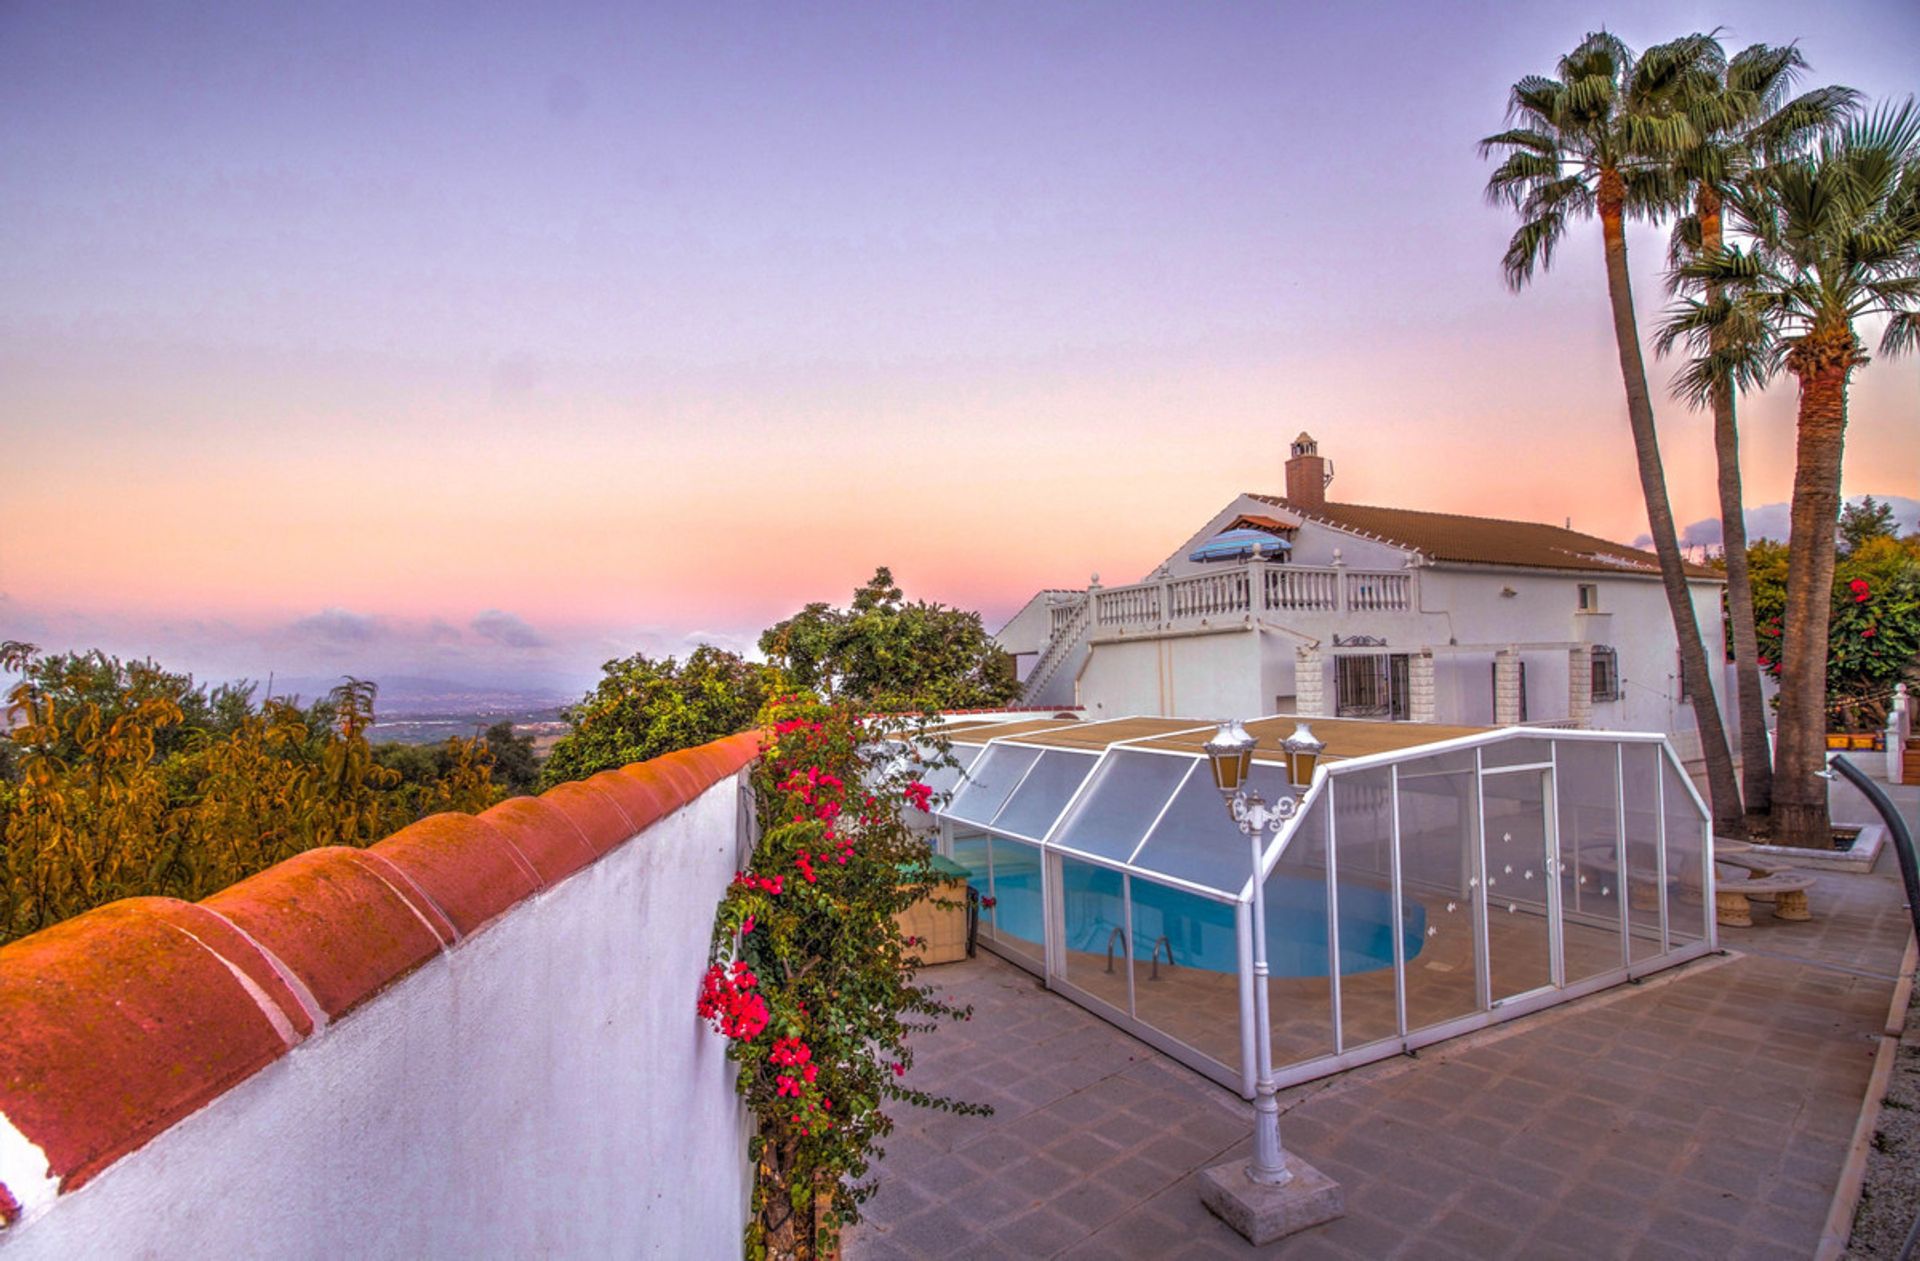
[265,675,576,717]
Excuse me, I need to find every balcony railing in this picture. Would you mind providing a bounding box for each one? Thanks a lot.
[1048,598,1085,641]
[1089,562,1414,633]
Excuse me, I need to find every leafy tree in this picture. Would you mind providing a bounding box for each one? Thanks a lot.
[482,720,541,795]
[541,646,779,788]
[1661,41,1857,821]
[1665,100,1920,844]
[1482,31,1745,829]
[1746,535,1920,732]
[376,734,505,821]
[0,645,247,767]
[1,646,497,942]
[759,568,1020,714]
[1840,496,1900,555]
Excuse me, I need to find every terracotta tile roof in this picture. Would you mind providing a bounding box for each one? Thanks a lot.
[1245,495,1720,580]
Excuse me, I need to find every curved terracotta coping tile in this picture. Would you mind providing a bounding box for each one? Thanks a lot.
[0,729,773,1216]
[0,898,299,1193]
[200,848,450,1022]
[371,814,542,939]
[479,796,597,886]
[644,753,706,805]
[546,779,637,856]
[577,771,660,835]
[605,762,679,822]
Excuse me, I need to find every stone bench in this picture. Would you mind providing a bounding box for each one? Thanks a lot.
[1714,873,1816,927]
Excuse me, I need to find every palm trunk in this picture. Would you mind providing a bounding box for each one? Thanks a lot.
[1698,189,1773,821]
[1773,332,1855,848]
[1597,169,1743,830]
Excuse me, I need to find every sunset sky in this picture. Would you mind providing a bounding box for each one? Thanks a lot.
[3,1,1915,699]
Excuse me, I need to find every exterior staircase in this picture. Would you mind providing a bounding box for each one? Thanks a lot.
[1021,595,1091,708]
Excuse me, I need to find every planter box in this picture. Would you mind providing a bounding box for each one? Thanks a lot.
[895,856,974,967]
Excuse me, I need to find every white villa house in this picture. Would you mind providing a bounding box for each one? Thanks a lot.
[998,434,1729,761]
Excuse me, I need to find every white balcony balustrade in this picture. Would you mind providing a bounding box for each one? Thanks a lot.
[1087,562,1414,634]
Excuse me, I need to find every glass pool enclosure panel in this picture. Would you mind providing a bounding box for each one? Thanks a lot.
[933,724,1713,1099]
[992,751,1098,841]
[916,742,982,800]
[1052,750,1194,868]
[947,744,1042,826]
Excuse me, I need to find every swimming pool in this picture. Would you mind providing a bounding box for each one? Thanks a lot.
[960,840,1425,978]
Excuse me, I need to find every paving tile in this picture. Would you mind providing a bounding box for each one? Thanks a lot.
[1044,1131,1125,1175]
[1043,1088,1116,1126]
[987,1207,1089,1258]
[1049,1180,1134,1232]
[845,868,1905,1261]
[1089,1109,1160,1151]
[1426,1205,1525,1256]
[884,1204,980,1258]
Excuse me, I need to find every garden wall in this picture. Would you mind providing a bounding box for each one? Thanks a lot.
[0,733,763,1258]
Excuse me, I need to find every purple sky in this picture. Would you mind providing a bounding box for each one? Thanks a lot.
[2,2,1915,699]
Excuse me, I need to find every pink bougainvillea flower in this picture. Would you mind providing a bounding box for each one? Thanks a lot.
[1850,579,1871,603]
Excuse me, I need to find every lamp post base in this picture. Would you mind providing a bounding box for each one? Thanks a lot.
[1198,1154,1343,1245]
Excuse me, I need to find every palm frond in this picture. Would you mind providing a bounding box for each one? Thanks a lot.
[1881,310,1920,357]
[1751,85,1861,160]
[1500,211,1566,291]
[1622,164,1687,219]
[1621,111,1697,158]
[1508,76,1565,127]
[1667,213,1703,271]
[1482,150,1560,207]
[1726,43,1806,112]
[1478,128,1560,159]
[1841,97,1920,163]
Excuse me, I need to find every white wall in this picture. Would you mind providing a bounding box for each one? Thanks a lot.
[0,777,753,1260]
[1076,630,1268,721]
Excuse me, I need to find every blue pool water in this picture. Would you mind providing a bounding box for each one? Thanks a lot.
[964,846,1424,978]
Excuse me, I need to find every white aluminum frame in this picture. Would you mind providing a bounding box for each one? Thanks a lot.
[925,717,1717,1099]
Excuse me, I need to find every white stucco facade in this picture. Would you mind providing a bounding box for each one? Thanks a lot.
[1009,472,1730,762]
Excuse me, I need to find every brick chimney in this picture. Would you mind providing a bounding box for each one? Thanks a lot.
[1285,432,1330,511]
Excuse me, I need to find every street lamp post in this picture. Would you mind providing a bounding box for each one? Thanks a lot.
[1196,719,1342,1243]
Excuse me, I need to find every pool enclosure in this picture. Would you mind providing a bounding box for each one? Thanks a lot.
[917,715,1715,1098]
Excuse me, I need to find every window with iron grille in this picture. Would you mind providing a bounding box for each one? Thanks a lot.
[1336,654,1410,720]
[1591,646,1621,702]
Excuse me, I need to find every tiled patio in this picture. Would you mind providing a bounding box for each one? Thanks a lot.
[846,849,1914,1259]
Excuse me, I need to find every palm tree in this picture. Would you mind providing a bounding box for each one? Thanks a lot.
[1663,100,1920,846]
[1481,31,1745,829]
[1661,44,1860,824]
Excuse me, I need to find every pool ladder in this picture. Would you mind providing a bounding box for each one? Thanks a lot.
[1104,928,1176,980]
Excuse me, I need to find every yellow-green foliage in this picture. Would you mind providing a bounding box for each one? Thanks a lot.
[0,642,500,944]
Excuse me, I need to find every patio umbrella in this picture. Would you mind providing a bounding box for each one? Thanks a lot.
[1188,528,1291,564]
